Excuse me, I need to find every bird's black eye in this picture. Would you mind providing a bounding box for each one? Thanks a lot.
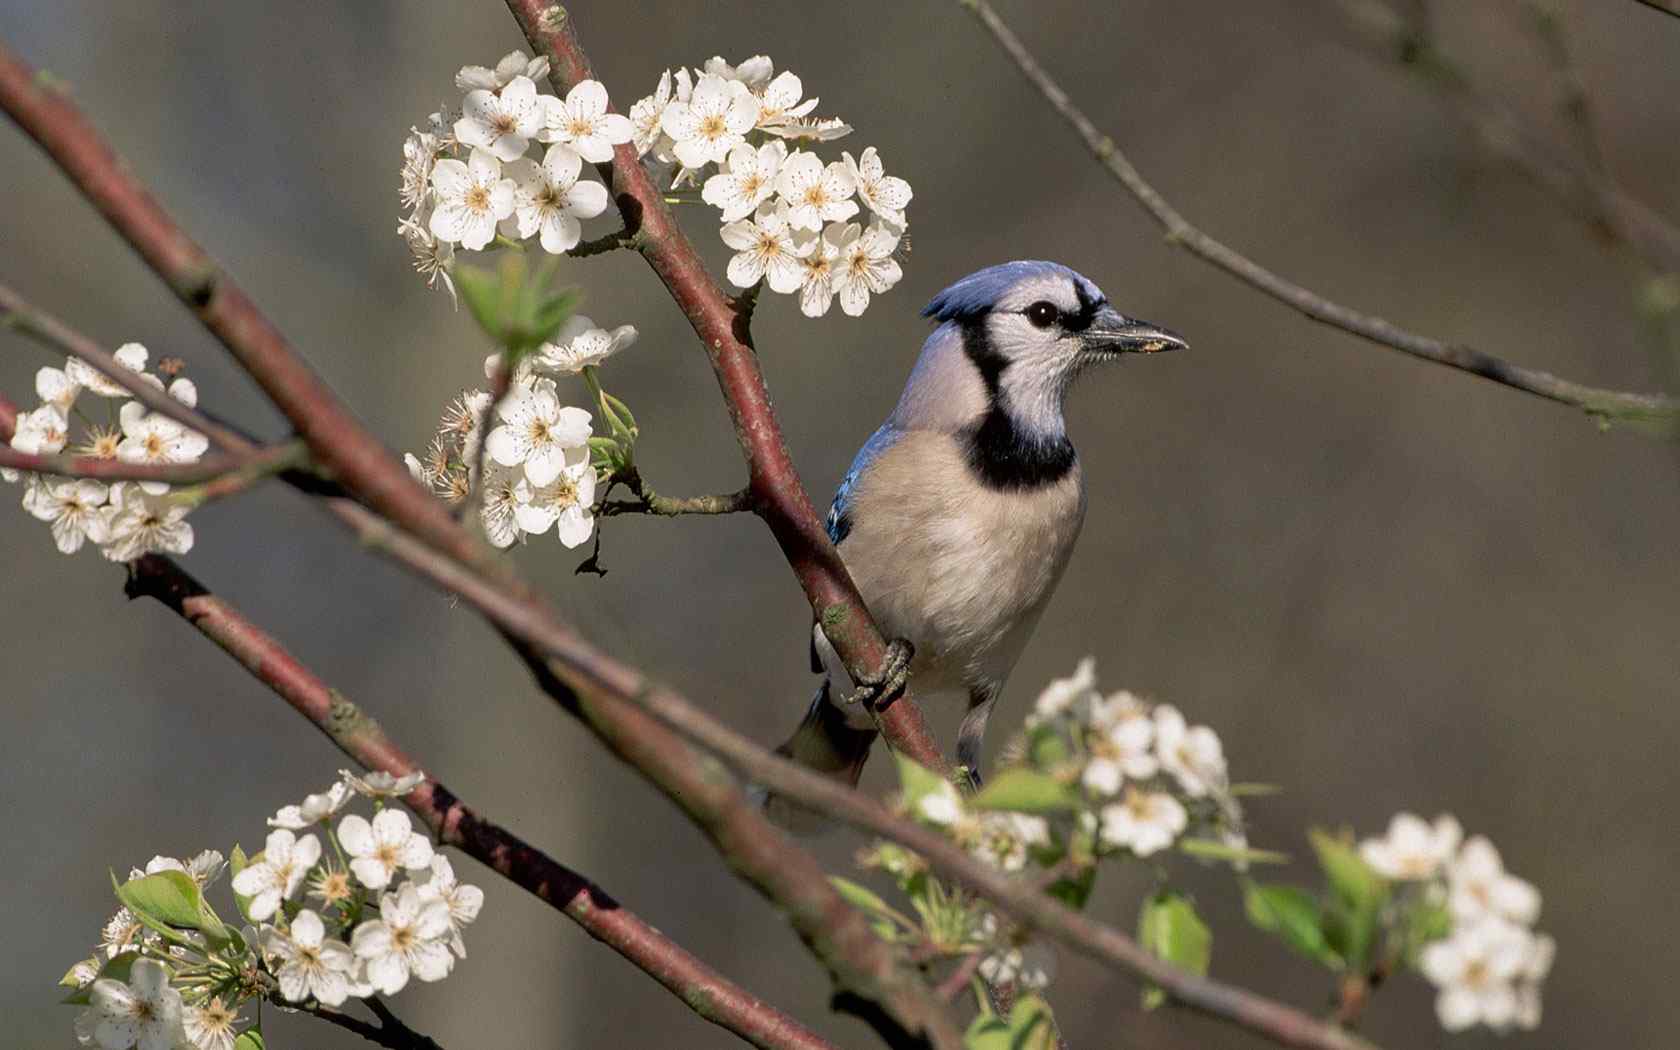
[1025,301,1059,328]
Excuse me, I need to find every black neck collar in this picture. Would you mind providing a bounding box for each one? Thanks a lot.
[957,318,1077,490]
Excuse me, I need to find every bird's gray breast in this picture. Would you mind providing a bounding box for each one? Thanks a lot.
[832,429,1086,694]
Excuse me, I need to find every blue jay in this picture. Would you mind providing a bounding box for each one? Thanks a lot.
[768,261,1185,816]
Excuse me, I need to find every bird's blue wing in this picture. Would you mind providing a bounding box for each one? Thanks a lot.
[825,424,895,546]
[813,425,896,672]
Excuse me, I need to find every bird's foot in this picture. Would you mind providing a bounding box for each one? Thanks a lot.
[840,638,916,710]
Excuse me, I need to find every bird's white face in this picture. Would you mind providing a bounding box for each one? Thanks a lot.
[981,272,1111,436]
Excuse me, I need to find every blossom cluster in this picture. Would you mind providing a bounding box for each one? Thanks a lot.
[65,770,483,1050]
[1024,657,1239,859]
[397,51,627,302]
[855,659,1249,996]
[404,315,636,550]
[4,345,204,560]
[626,54,913,317]
[1360,813,1554,1032]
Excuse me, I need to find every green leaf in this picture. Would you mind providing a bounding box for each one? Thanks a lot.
[61,952,138,1004]
[456,253,578,358]
[828,876,906,940]
[962,992,1057,1050]
[1025,725,1069,770]
[1403,899,1453,964]
[969,768,1080,814]
[893,752,953,809]
[233,1029,265,1050]
[1243,882,1343,969]
[115,870,229,943]
[1043,864,1096,912]
[1138,892,1212,1010]
[1179,838,1289,866]
[1308,829,1387,969]
[229,845,256,925]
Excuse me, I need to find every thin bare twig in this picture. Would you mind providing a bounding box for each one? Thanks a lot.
[960,0,1680,432]
[1632,0,1680,20]
[598,465,754,517]
[123,552,837,1050]
[282,996,444,1050]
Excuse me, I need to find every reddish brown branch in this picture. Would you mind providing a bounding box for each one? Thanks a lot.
[123,553,837,1050]
[0,440,303,490]
[502,0,947,772]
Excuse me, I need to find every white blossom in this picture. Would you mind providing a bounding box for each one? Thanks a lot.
[429,148,517,251]
[134,850,225,890]
[342,768,427,799]
[703,141,786,222]
[1153,704,1227,798]
[78,958,183,1050]
[7,404,70,482]
[533,315,638,374]
[167,378,198,408]
[659,73,758,169]
[1082,691,1156,796]
[229,828,321,921]
[399,129,440,212]
[397,208,457,306]
[843,146,913,226]
[702,54,775,91]
[68,343,148,397]
[36,364,80,412]
[764,115,853,143]
[263,909,355,1007]
[916,780,963,826]
[456,51,548,93]
[1360,813,1463,881]
[337,809,434,890]
[504,144,609,254]
[485,385,592,486]
[831,221,903,316]
[1098,787,1187,857]
[23,477,110,554]
[1033,657,1098,722]
[1448,836,1541,926]
[1513,932,1554,1030]
[116,401,208,495]
[417,855,485,958]
[181,996,240,1050]
[776,150,857,231]
[752,70,819,131]
[969,812,1049,873]
[538,79,633,163]
[794,223,846,318]
[1420,917,1531,1031]
[720,200,812,293]
[978,942,1053,991]
[513,453,596,549]
[98,908,148,960]
[351,883,454,995]
[101,483,194,562]
[478,459,525,549]
[628,70,677,157]
[454,74,544,162]
[268,781,354,829]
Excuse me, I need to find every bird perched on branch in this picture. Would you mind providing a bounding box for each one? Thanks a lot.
[765,260,1185,825]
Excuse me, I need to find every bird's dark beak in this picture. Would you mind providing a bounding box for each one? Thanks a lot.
[1084,306,1188,355]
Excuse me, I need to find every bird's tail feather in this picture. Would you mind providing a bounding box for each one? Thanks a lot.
[757,681,878,833]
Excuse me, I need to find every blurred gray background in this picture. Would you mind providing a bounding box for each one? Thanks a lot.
[3,1,1677,1047]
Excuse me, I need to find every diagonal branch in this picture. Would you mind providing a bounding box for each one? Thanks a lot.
[958,0,1680,433]
[119,552,837,1050]
[1633,0,1680,20]
[0,439,304,490]
[502,0,948,772]
[284,997,445,1050]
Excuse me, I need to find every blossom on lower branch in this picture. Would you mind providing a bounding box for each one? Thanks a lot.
[63,770,484,1050]
[6,344,207,560]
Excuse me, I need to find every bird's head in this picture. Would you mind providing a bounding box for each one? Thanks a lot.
[917,260,1185,438]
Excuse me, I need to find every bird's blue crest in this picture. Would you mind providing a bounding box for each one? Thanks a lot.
[921,260,1102,323]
